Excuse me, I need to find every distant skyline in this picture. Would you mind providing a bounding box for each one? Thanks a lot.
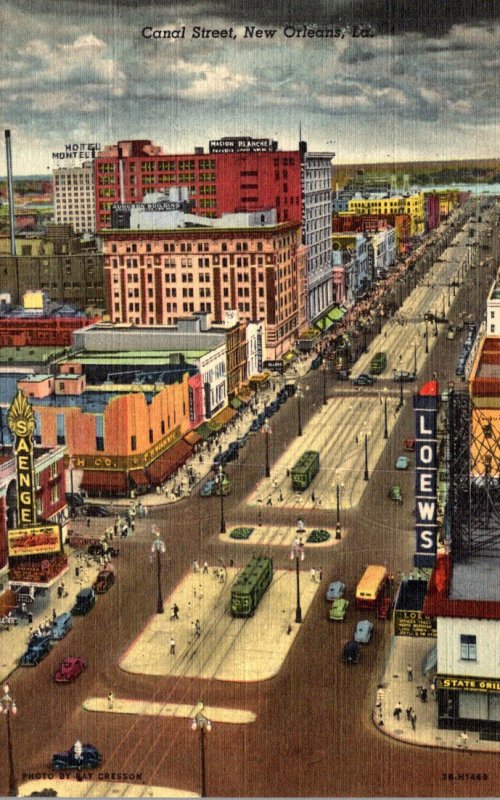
[1,0,498,175]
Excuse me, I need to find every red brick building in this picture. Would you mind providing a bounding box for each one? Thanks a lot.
[332,213,412,253]
[94,138,303,230]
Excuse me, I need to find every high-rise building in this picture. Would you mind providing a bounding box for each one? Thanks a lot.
[53,163,96,234]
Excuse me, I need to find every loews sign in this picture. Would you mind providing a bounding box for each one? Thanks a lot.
[394,609,436,638]
[413,382,438,568]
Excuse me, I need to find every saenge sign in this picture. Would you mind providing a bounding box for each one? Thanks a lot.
[413,382,438,568]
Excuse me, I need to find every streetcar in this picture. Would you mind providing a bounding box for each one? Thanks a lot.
[290,450,320,491]
[230,557,273,617]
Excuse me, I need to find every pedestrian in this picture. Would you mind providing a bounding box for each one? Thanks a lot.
[310,567,316,582]
[355,435,359,445]
[75,565,80,578]
[52,607,57,623]
[86,516,91,528]
[202,561,209,574]
[430,680,436,699]
[278,491,283,502]
[192,559,199,573]
[286,468,290,477]
[405,704,412,721]
[266,496,272,506]
[107,692,114,709]
[317,567,323,582]
[169,637,176,655]
[21,601,27,616]
[311,491,316,503]
[420,687,428,703]
[410,709,417,731]
[393,702,402,720]
[407,663,413,681]
[287,623,292,635]
[27,611,33,625]
[457,731,468,749]
[171,603,179,620]
[195,619,201,637]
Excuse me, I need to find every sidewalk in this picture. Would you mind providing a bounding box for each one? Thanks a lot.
[374,634,500,752]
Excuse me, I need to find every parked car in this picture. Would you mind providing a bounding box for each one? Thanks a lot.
[71,587,96,616]
[393,371,416,383]
[389,485,403,503]
[325,581,345,601]
[213,450,230,466]
[224,443,240,462]
[88,542,119,558]
[395,456,409,470]
[311,355,323,370]
[93,569,116,593]
[336,369,351,381]
[51,743,102,770]
[200,478,217,497]
[403,437,415,452]
[353,374,377,386]
[20,636,52,666]
[342,640,360,664]
[79,504,110,517]
[54,656,86,683]
[237,432,249,448]
[249,417,263,433]
[354,620,374,644]
[329,598,349,621]
[277,389,288,404]
[50,612,73,641]
[66,492,85,507]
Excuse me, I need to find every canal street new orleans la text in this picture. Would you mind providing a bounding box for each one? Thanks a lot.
[141,24,376,40]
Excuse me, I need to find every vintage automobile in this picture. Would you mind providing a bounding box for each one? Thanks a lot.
[50,612,73,640]
[20,635,52,666]
[93,569,116,593]
[354,620,374,644]
[389,485,403,504]
[325,581,345,602]
[329,598,349,621]
[395,456,409,470]
[342,640,360,664]
[352,373,377,386]
[54,656,86,683]
[393,370,417,383]
[51,743,102,770]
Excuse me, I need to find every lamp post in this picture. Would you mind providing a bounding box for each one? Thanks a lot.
[191,702,212,798]
[425,318,429,354]
[321,361,328,405]
[150,527,165,614]
[433,312,438,337]
[363,431,370,482]
[334,475,344,540]
[68,457,75,518]
[383,389,389,439]
[296,384,306,437]
[1,683,18,797]
[399,374,404,409]
[290,537,305,623]
[216,465,226,533]
[262,420,271,478]
[413,342,417,376]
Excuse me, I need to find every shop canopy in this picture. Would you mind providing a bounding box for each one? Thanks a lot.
[230,397,243,410]
[183,430,203,446]
[146,439,192,484]
[211,406,237,426]
[128,469,149,488]
[80,470,128,494]
[314,307,346,331]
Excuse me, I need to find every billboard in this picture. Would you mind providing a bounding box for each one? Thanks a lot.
[7,390,37,527]
[8,524,62,557]
[413,381,439,568]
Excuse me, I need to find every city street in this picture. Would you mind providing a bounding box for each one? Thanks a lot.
[2,205,500,798]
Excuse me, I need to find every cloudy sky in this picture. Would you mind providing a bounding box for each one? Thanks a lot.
[1,0,498,174]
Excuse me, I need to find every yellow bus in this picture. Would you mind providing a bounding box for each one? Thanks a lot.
[355,565,390,611]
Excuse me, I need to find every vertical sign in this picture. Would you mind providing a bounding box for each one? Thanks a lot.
[7,390,37,527]
[413,381,438,567]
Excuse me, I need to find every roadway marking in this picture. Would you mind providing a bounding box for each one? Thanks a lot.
[83,698,256,724]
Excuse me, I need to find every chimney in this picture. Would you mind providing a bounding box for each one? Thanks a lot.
[5,130,16,256]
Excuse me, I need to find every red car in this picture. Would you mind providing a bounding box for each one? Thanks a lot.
[54,656,86,683]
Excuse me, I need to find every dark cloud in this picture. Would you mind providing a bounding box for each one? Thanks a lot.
[9,0,498,36]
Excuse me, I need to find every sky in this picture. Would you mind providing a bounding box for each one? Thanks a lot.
[1,0,499,175]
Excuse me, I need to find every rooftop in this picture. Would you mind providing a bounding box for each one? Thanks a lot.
[450,557,500,602]
[0,346,68,364]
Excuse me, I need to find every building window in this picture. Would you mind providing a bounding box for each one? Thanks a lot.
[131,435,137,451]
[95,415,104,452]
[56,414,65,445]
[460,634,477,661]
[50,462,58,479]
[50,484,60,504]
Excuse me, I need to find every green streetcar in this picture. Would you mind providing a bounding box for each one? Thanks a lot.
[290,450,320,491]
[230,557,274,617]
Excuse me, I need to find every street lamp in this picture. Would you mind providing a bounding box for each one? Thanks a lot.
[334,474,344,540]
[1,683,18,797]
[262,420,271,478]
[362,430,371,481]
[413,342,417,376]
[290,536,305,623]
[320,361,328,405]
[191,702,212,798]
[216,465,226,533]
[296,383,307,437]
[383,388,389,439]
[424,319,429,354]
[433,312,438,337]
[150,527,166,614]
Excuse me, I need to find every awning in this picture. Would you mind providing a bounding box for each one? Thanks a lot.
[236,388,254,405]
[211,406,237,425]
[195,422,218,440]
[230,397,243,410]
[249,371,271,387]
[282,350,297,362]
[129,469,149,487]
[146,439,192,484]
[184,430,202,446]
[80,470,128,494]
[422,644,437,675]
[314,307,346,331]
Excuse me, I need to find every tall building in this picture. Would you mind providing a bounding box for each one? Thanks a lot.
[300,145,334,321]
[53,163,96,234]
[0,226,104,311]
[94,137,303,230]
[102,209,307,360]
